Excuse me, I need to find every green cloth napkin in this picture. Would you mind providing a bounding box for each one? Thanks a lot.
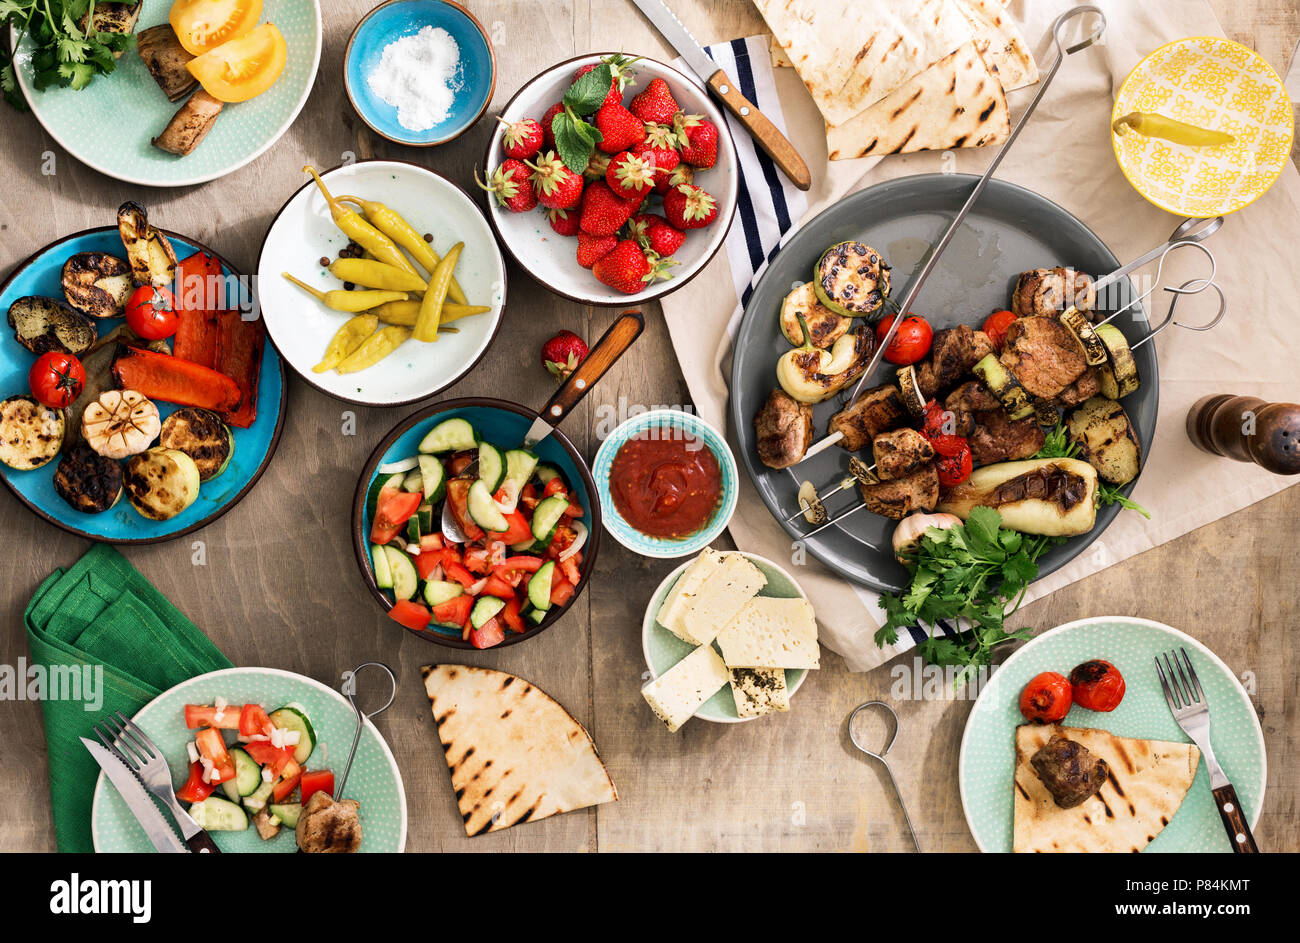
[25,543,232,852]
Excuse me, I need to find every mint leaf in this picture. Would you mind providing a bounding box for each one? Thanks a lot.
[552,112,594,174]
[563,63,612,115]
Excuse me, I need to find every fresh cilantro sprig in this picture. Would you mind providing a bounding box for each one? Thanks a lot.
[1,0,132,111]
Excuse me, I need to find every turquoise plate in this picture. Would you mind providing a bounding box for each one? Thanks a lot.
[0,226,286,543]
[10,2,322,186]
[91,667,407,853]
[959,616,1266,853]
[641,552,810,723]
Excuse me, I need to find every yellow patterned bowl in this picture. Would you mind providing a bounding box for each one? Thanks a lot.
[1112,37,1294,217]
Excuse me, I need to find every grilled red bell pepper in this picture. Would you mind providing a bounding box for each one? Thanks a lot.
[214,310,264,429]
[172,251,222,368]
[112,345,243,412]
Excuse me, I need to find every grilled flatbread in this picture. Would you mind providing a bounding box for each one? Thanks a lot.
[826,41,1010,160]
[954,0,1038,92]
[423,664,617,836]
[1013,724,1200,853]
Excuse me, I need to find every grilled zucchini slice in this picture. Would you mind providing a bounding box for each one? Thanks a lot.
[1059,306,1107,367]
[54,442,123,513]
[1066,396,1141,485]
[972,354,1034,420]
[159,407,233,481]
[813,242,891,317]
[0,395,66,470]
[1095,324,1140,399]
[123,447,201,520]
[7,296,97,356]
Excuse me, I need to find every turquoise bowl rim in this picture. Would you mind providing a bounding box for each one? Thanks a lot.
[343,0,496,147]
[591,409,738,559]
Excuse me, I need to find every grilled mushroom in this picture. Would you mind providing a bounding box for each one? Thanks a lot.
[153,90,224,156]
[137,24,198,101]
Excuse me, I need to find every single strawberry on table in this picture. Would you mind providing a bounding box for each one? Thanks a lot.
[576,232,618,269]
[548,207,581,237]
[592,240,675,294]
[662,183,718,230]
[578,179,639,237]
[629,77,680,125]
[526,150,585,210]
[628,213,685,257]
[605,150,657,200]
[541,330,589,381]
[476,160,537,213]
[497,115,544,160]
[594,101,646,154]
[675,113,719,168]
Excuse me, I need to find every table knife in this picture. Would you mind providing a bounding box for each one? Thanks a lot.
[629,0,812,190]
[81,737,187,853]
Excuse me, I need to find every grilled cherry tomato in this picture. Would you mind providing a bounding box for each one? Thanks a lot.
[921,399,958,438]
[125,285,179,340]
[875,313,933,365]
[28,351,85,408]
[1069,659,1126,712]
[935,442,973,487]
[1019,671,1072,723]
[982,310,1018,352]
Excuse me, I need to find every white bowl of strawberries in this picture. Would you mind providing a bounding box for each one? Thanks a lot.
[480,52,738,306]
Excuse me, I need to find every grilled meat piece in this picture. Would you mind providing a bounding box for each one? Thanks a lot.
[872,428,936,481]
[945,379,1000,415]
[754,388,814,469]
[1011,267,1096,319]
[1056,366,1101,407]
[1030,733,1110,809]
[295,791,362,853]
[917,325,995,397]
[829,384,909,452]
[968,410,1045,466]
[1000,317,1087,400]
[857,463,939,519]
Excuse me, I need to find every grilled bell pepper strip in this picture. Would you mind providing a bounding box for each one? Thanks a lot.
[329,258,427,293]
[112,344,243,411]
[335,325,411,373]
[314,314,378,372]
[368,299,491,327]
[412,242,462,343]
[337,195,468,304]
[281,272,406,312]
[172,251,223,368]
[1112,112,1235,146]
[214,310,264,428]
[302,167,418,274]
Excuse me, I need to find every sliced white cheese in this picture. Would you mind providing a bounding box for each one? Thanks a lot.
[680,554,767,646]
[655,548,722,643]
[730,667,790,718]
[716,596,820,670]
[641,644,732,733]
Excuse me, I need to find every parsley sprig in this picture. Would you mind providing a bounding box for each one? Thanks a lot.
[1,0,132,111]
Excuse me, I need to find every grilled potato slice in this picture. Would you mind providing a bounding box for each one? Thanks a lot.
[123,447,201,520]
[0,394,65,470]
[1066,396,1141,485]
[118,201,178,287]
[54,443,124,513]
[62,252,133,319]
[7,296,97,356]
[159,407,233,481]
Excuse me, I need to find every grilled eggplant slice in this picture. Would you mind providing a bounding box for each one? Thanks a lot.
[62,253,133,319]
[779,282,851,348]
[123,447,201,520]
[80,1,142,57]
[813,242,891,317]
[1095,325,1139,399]
[0,394,65,470]
[118,202,178,287]
[7,296,97,356]
[1066,396,1141,485]
[153,90,224,156]
[938,458,1098,536]
[54,443,124,513]
[137,24,198,101]
[160,407,233,481]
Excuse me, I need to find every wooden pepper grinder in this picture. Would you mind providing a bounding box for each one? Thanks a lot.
[1186,394,1300,475]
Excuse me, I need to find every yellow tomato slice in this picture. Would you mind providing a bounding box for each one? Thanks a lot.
[170,0,264,56]
[187,23,288,103]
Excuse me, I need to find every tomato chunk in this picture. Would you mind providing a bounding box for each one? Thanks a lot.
[388,600,431,631]
[176,761,216,803]
[432,594,473,629]
[300,770,335,803]
[184,704,241,729]
[468,618,505,649]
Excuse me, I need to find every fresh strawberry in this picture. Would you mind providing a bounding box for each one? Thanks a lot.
[497,115,544,161]
[548,207,581,237]
[583,152,611,180]
[675,113,719,168]
[653,161,694,195]
[635,138,681,190]
[476,160,537,213]
[526,151,584,210]
[591,240,674,294]
[576,232,619,269]
[539,102,565,150]
[628,213,685,257]
[579,180,638,236]
[629,77,680,124]
[605,150,657,199]
[541,330,589,381]
[572,54,638,110]
[594,102,646,154]
[662,183,718,230]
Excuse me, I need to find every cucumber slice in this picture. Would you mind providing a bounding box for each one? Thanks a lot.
[268,706,316,764]
[417,501,434,534]
[467,478,509,532]
[242,778,275,812]
[477,441,506,493]
[188,796,248,831]
[365,472,407,521]
[405,515,421,545]
[419,417,477,453]
[495,449,539,514]
[225,747,262,799]
[531,494,570,543]
[423,580,463,607]
[370,544,393,589]
[268,802,301,828]
[470,595,506,629]
[418,454,446,501]
[402,470,424,493]
[527,607,547,625]
[383,545,419,601]
[528,561,555,611]
[534,464,561,485]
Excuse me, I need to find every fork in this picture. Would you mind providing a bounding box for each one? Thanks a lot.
[95,711,221,854]
[1155,648,1259,853]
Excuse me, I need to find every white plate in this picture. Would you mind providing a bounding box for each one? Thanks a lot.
[256,159,506,406]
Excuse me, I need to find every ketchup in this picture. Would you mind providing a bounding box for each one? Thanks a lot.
[609,427,722,538]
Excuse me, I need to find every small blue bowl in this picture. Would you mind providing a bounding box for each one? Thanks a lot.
[592,410,739,559]
[344,0,496,146]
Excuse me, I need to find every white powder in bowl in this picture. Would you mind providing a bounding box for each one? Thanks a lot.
[366,25,463,133]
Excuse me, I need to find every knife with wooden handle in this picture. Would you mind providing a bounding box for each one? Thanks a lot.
[630,0,812,190]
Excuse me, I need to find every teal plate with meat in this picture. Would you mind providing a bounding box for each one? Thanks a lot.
[959,616,1265,853]
[92,667,407,853]
[0,226,286,543]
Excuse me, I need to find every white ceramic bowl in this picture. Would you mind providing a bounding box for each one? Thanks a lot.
[256,159,506,406]
[483,53,738,306]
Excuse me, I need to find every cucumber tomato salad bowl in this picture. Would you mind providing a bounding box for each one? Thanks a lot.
[352,401,600,649]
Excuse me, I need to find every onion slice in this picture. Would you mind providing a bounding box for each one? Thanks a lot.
[377,456,418,475]
[559,521,588,561]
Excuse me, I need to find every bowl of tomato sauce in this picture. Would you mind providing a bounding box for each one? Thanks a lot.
[592,409,738,558]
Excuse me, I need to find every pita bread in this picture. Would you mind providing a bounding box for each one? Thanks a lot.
[826,41,1010,160]
[1013,724,1200,853]
[954,0,1038,91]
[422,664,617,836]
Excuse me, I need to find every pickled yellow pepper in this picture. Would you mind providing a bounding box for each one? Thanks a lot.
[1112,112,1235,147]
[336,326,412,373]
[314,315,378,372]
[369,299,491,327]
[337,195,469,305]
[329,258,427,293]
[281,272,406,312]
[302,167,419,275]
[412,242,463,342]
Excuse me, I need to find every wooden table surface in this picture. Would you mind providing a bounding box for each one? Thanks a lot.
[1,0,1296,853]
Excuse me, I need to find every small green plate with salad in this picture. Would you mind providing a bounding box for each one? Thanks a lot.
[91,667,407,853]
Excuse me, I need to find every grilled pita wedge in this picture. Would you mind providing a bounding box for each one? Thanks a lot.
[423,664,617,836]
[1013,724,1200,853]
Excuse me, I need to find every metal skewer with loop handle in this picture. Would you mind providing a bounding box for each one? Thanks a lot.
[335,662,397,800]
[795,5,1107,467]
